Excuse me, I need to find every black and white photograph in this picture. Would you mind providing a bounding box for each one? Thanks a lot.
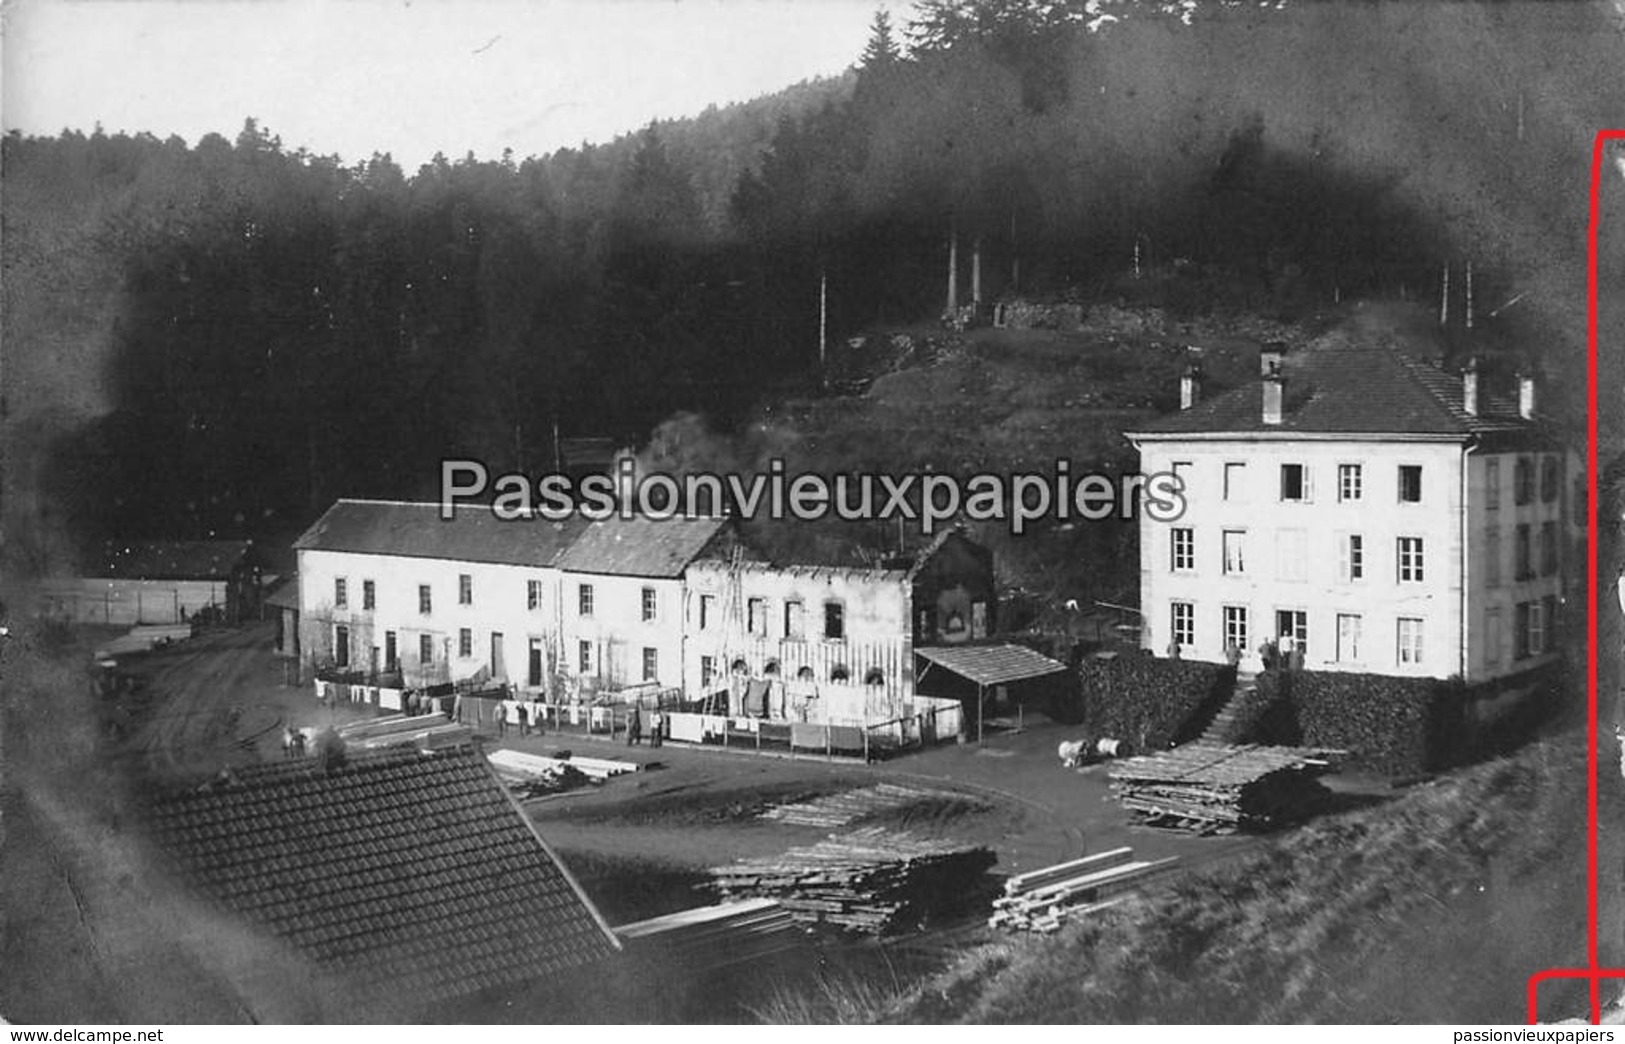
[3,0,1624,1027]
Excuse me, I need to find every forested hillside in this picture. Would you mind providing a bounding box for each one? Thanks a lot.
[5,0,1622,576]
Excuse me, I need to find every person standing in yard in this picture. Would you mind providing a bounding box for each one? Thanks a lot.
[532,696,546,735]
[496,698,508,737]
[650,707,664,748]
[627,704,642,746]
[516,701,530,737]
[282,725,296,759]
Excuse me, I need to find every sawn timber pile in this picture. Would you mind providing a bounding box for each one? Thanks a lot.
[1108,742,1337,834]
[707,827,996,934]
[989,846,1180,933]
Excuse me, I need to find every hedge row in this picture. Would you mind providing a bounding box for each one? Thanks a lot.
[1078,655,1236,754]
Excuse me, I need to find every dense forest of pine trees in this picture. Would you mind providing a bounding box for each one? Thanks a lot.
[4,0,1623,569]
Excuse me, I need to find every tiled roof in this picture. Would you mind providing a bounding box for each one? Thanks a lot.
[914,642,1069,687]
[145,747,618,1006]
[555,515,730,578]
[293,500,587,568]
[1127,348,1544,439]
[95,540,255,580]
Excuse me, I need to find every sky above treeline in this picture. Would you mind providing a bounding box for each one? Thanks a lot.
[2,0,896,168]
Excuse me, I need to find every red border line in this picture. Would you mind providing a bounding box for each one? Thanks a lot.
[1526,128,1625,1027]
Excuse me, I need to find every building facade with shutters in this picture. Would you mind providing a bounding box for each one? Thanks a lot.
[1126,347,1579,682]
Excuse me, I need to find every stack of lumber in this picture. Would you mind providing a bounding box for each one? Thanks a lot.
[614,898,805,970]
[1109,743,1334,834]
[487,748,637,783]
[988,847,1179,933]
[336,714,473,751]
[708,827,996,934]
[759,782,973,829]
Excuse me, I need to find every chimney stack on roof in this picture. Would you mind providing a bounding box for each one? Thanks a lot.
[1260,342,1286,377]
[1462,357,1480,417]
[1262,362,1285,426]
[1179,363,1203,411]
[1518,370,1536,420]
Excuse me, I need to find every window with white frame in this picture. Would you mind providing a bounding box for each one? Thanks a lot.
[578,583,594,617]
[527,579,543,611]
[458,573,472,606]
[1340,534,1365,581]
[1336,614,1362,663]
[699,593,714,630]
[1338,463,1363,502]
[419,634,434,665]
[1171,528,1195,572]
[418,584,432,615]
[1223,462,1246,501]
[1280,463,1310,502]
[1397,464,1423,504]
[334,625,350,667]
[784,600,805,639]
[1223,605,1249,653]
[1397,617,1424,665]
[642,647,658,681]
[335,578,348,609]
[641,586,658,622]
[458,628,472,659]
[1486,458,1501,512]
[1397,537,1425,582]
[362,580,375,611]
[579,640,594,674]
[1275,609,1308,656]
[1222,530,1246,575]
[1170,601,1194,650]
[748,598,767,636]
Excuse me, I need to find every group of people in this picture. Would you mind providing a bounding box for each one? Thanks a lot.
[491,696,548,738]
[625,704,664,747]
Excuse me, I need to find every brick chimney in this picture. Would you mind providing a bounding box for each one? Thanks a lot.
[1179,364,1203,410]
[1518,370,1536,419]
[1262,364,1285,425]
[1260,342,1286,376]
[1462,357,1480,417]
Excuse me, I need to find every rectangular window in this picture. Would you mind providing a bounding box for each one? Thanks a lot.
[700,655,716,689]
[578,584,594,617]
[1222,530,1246,575]
[490,633,504,678]
[1485,527,1502,588]
[458,628,472,659]
[824,602,845,641]
[1338,463,1363,503]
[785,600,805,640]
[1397,537,1425,582]
[1397,617,1424,666]
[579,640,594,675]
[1540,521,1558,577]
[1530,600,1547,656]
[747,597,767,636]
[418,584,432,615]
[362,580,375,611]
[699,594,715,630]
[1171,461,1193,492]
[385,631,398,671]
[1486,458,1501,512]
[419,634,434,666]
[1280,463,1309,502]
[642,647,658,681]
[1170,601,1194,650]
[1222,605,1249,654]
[1515,456,1534,505]
[1515,524,1533,580]
[1486,608,1503,667]
[528,579,543,611]
[1170,528,1195,572]
[458,573,472,606]
[1336,614,1362,663]
[1275,609,1307,656]
[334,625,350,667]
[334,578,348,609]
[1223,462,1246,501]
[1277,529,1307,582]
[1339,534,1365,582]
[528,638,544,687]
[1541,456,1560,503]
[1515,602,1532,659]
[642,586,658,622]
[1398,464,1422,503]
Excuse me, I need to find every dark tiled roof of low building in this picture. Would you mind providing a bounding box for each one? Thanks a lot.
[96,540,255,580]
[555,515,730,578]
[145,747,618,1006]
[293,500,587,568]
[1127,348,1545,439]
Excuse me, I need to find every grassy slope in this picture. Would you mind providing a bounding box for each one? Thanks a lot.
[861,729,1619,1024]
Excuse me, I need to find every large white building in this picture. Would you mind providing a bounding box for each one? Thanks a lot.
[1126,347,1580,682]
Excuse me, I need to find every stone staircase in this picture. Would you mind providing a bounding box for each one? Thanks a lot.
[1196,667,1259,745]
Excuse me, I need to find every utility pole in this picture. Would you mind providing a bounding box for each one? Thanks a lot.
[971,235,983,310]
[1465,260,1474,331]
[1439,263,1450,327]
[819,266,828,388]
[946,217,959,314]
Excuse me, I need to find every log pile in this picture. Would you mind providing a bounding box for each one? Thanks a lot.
[707,827,996,934]
[989,847,1179,933]
[1108,743,1335,834]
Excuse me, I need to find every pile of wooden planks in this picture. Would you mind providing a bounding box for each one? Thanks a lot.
[708,827,996,934]
[614,898,805,971]
[989,847,1180,933]
[1108,743,1335,834]
[759,782,978,829]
